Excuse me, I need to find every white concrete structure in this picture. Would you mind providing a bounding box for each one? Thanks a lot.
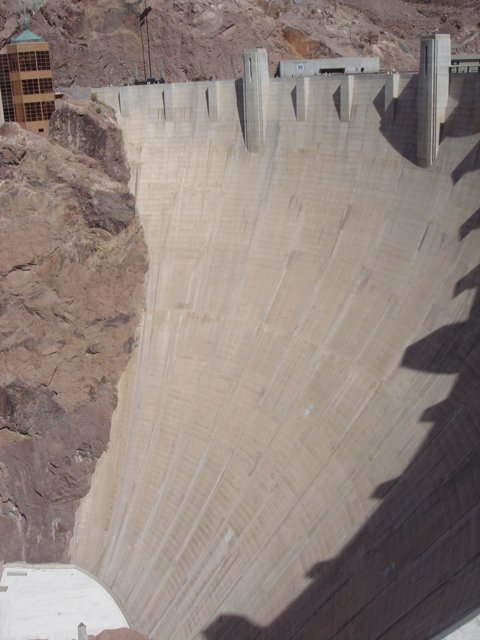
[451,54,480,73]
[78,622,88,640]
[340,73,354,122]
[294,76,309,121]
[67,44,480,640]
[242,48,269,152]
[384,72,400,126]
[278,56,380,77]
[0,566,128,640]
[206,82,218,121]
[437,610,480,639]
[417,34,451,167]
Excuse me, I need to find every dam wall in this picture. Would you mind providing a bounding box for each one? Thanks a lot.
[71,67,480,640]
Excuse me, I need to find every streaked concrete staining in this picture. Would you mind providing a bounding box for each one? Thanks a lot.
[71,66,480,640]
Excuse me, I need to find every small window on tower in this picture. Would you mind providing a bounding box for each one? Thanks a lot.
[24,101,43,121]
[41,100,55,120]
[39,78,53,93]
[19,51,37,71]
[36,51,51,70]
[22,78,39,94]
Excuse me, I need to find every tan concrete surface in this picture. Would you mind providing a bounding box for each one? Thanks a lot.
[71,71,480,640]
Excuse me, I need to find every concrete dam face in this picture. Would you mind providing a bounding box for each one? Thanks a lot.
[71,58,480,640]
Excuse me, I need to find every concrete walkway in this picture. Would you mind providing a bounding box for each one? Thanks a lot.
[0,565,128,640]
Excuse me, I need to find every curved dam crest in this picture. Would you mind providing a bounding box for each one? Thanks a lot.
[71,58,480,639]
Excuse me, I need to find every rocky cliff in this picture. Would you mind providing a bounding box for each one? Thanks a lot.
[0,0,479,88]
[0,101,146,562]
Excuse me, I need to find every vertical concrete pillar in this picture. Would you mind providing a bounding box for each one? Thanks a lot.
[163,85,174,121]
[243,48,269,152]
[384,73,399,127]
[295,76,309,122]
[78,623,88,640]
[340,74,354,123]
[118,87,130,117]
[207,82,218,122]
[417,34,451,168]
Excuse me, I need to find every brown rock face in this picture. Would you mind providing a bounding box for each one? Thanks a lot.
[283,26,332,59]
[50,99,131,184]
[1,1,479,87]
[0,115,146,562]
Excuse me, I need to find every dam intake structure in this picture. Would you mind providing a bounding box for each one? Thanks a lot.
[69,37,480,640]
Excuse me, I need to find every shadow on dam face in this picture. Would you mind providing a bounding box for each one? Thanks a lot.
[71,75,480,640]
[373,75,418,165]
[203,204,480,639]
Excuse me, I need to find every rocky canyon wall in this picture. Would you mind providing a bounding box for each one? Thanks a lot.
[1,0,479,88]
[0,100,146,562]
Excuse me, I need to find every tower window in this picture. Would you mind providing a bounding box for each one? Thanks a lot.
[22,78,40,94]
[36,51,51,70]
[39,78,53,93]
[42,100,55,119]
[24,101,43,121]
[19,51,37,71]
